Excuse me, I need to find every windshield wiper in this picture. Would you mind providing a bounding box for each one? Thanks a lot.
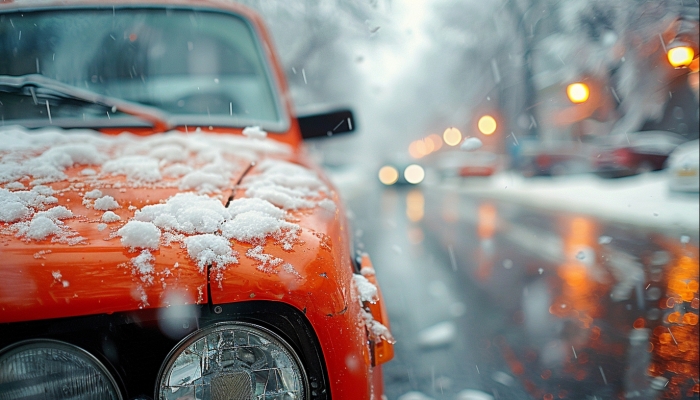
[0,74,173,133]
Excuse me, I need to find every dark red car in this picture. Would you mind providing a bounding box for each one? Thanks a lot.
[593,131,686,178]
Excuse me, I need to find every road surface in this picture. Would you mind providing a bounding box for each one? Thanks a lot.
[343,178,700,400]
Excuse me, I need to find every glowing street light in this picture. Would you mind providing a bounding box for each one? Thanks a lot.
[566,82,590,104]
[443,127,462,146]
[667,45,695,68]
[477,115,497,135]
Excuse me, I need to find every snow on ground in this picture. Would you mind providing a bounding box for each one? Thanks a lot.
[437,171,699,233]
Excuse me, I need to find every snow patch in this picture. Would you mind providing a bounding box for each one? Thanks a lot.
[84,189,103,199]
[461,137,483,151]
[101,211,121,223]
[94,195,119,211]
[242,126,267,140]
[135,193,228,235]
[353,274,378,303]
[183,234,238,286]
[243,159,328,210]
[317,198,337,213]
[117,221,161,251]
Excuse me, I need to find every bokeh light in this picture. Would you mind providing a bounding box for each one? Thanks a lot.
[667,46,695,68]
[566,83,590,104]
[477,115,497,135]
[406,189,424,222]
[428,134,443,151]
[378,165,399,185]
[404,164,425,184]
[443,127,462,146]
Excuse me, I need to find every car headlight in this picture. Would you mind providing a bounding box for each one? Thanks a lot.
[0,339,122,400]
[157,322,306,400]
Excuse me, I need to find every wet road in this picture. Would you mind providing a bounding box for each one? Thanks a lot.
[343,179,700,400]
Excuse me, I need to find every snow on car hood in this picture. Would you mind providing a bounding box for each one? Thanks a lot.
[0,127,341,322]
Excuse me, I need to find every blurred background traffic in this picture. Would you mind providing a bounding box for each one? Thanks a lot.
[240,1,698,399]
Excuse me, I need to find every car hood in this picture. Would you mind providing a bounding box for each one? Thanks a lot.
[0,127,346,323]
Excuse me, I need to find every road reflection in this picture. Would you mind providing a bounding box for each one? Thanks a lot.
[352,184,699,399]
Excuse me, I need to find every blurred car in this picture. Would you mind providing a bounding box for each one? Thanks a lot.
[0,1,394,399]
[378,159,425,186]
[518,142,593,177]
[667,139,700,192]
[593,131,686,178]
[434,150,501,179]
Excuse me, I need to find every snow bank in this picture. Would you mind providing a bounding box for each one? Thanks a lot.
[449,171,699,233]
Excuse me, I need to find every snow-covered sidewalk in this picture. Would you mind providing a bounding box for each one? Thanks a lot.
[436,171,699,234]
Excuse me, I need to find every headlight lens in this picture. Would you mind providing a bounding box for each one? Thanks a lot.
[157,322,306,400]
[0,340,122,400]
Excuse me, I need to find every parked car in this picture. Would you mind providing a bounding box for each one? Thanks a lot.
[667,139,700,192]
[0,1,393,399]
[593,131,686,178]
[434,150,501,179]
[518,141,593,177]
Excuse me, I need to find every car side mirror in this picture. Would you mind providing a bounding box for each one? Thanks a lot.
[298,109,355,140]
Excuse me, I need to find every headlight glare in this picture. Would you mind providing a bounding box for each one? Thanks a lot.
[0,340,122,400]
[157,322,306,400]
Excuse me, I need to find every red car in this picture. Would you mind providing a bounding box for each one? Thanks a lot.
[593,131,686,178]
[0,1,393,399]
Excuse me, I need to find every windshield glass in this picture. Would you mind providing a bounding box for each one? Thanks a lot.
[0,8,283,128]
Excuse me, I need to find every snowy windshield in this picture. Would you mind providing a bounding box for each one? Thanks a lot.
[0,8,284,129]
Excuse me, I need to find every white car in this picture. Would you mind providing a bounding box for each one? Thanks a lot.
[667,139,699,192]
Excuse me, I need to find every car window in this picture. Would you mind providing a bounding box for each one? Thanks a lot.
[0,8,283,128]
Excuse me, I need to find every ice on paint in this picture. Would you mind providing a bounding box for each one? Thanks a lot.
[117,221,161,251]
[94,195,120,210]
